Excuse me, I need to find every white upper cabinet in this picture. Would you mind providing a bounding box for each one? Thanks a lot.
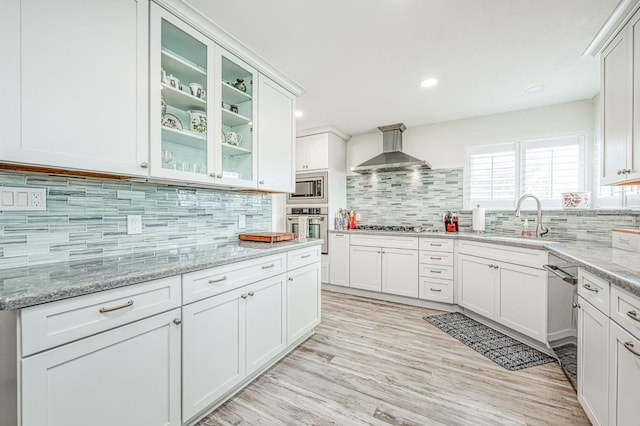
[296,134,330,172]
[257,75,296,192]
[601,8,640,185]
[149,4,215,184]
[0,0,149,177]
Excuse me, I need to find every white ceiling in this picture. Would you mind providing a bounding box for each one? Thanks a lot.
[187,0,619,137]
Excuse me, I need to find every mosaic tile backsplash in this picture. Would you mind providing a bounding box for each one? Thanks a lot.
[0,171,272,269]
[347,168,639,243]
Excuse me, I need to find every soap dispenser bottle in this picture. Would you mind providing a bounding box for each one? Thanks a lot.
[521,219,532,237]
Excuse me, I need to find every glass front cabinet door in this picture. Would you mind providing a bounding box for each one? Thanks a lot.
[150,4,214,183]
[213,49,258,187]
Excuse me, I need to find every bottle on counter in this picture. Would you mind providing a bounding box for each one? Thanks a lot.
[521,219,532,237]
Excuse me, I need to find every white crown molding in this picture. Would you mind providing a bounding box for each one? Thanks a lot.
[583,0,640,56]
[296,127,351,141]
[154,0,305,96]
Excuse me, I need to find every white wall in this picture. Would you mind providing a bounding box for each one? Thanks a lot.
[347,99,595,172]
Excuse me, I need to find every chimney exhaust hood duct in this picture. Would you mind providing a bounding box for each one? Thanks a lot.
[350,123,431,174]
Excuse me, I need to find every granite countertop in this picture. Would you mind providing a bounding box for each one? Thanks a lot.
[0,239,323,310]
[329,229,640,298]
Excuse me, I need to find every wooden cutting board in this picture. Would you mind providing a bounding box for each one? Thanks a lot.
[239,232,298,243]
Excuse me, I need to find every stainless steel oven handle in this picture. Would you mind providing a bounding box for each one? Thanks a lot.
[543,264,578,285]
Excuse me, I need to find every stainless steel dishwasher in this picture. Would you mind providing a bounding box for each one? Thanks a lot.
[544,253,579,390]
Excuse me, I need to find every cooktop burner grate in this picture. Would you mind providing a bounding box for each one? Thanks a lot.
[354,225,440,233]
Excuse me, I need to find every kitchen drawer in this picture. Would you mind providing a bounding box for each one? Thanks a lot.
[183,253,286,304]
[350,234,419,250]
[610,286,640,340]
[419,277,453,304]
[21,276,181,356]
[288,245,321,270]
[419,251,453,266]
[577,269,610,315]
[458,240,547,269]
[419,238,453,253]
[419,264,453,280]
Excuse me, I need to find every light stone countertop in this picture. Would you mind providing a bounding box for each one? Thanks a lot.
[330,229,640,298]
[0,239,323,310]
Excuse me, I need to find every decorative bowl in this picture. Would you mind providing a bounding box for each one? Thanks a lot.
[562,192,591,209]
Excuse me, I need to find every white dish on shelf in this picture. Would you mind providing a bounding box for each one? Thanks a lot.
[162,113,183,130]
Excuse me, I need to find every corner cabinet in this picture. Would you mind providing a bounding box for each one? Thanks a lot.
[600,8,640,185]
[0,0,150,176]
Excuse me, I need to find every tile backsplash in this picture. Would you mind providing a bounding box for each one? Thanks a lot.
[347,168,639,243]
[0,171,271,269]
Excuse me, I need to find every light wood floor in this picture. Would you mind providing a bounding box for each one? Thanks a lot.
[198,291,589,425]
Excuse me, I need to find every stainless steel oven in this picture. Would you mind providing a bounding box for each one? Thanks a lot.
[286,207,328,254]
[287,172,328,205]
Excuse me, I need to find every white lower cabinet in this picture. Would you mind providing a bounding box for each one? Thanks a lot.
[329,233,350,287]
[577,297,610,426]
[609,322,640,426]
[182,274,286,422]
[458,249,547,342]
[287,262,321,344]
[381,248,419,298]
[22,309,182,426]
[350,245,382,291]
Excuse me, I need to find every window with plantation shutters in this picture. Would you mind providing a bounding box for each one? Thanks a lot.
[465,135,586,209]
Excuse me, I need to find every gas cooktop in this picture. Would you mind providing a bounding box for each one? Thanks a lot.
[353,225,440,233]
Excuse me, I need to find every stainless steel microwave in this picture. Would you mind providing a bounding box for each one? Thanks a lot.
[287,172,328,204]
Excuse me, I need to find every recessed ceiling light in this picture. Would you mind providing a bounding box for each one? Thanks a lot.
[524,84,545,94]
[294,110,304,118]
[420,78,438,88]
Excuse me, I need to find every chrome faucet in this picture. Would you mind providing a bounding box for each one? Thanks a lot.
[515,194,549,238]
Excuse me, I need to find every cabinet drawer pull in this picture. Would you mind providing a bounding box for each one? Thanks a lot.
[288,277,294,281]
[173,318,182,325]
[430,256,442,260]
[617,169,623,175]
[208,276,227,284]
[488,264,494,268]
[627,310,640,322]
[582,283,599,293]
[624,341,640,357]
[430,270,442,274]
[262,263,275,269]
[241,294,248,299]
[430,288,442,292]
[99,299,134,313]
[248,291,255,297]
[493,265,499,269]
[430,243,442,247]
[301,254,311,259]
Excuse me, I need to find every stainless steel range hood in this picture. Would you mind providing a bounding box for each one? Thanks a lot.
[350,123,431,174]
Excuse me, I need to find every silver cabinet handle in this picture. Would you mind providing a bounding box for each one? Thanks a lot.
[301,254,311,259]
[377,251,381,254]
[430,243,442,247]
[627,310,640,322]
[262,263,275,269]
[624,341,640,357]
[208,276,227,284]
[259,180,264,184]
[617,170,623,175]
[430,270,442,274]
[216,173,223,178]
[572,302,581,309]
[140,162,149,168]
[99,299,134,313]
[493,265,499,269]
[430,288,442,292]
[335,234,345,237]
[430,256,442,260]
[288,277,294,281]
[241,294,248,299]
[173,318,182,325]
[248,291,255,297]
[488,264,494,268]
[582,283,599,293]
[210,172,216,177]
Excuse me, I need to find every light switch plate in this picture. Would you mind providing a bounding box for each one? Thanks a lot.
[238,214,246,229]
[0,187,46,211]
[127,215,142,235]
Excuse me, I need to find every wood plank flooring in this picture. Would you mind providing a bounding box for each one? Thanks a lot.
[198,291,589,425]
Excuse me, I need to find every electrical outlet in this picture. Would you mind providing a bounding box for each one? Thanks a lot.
[356,213,362,221]
[238,214,246,229]
[127,215,142,235]
[0,187,46,211]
